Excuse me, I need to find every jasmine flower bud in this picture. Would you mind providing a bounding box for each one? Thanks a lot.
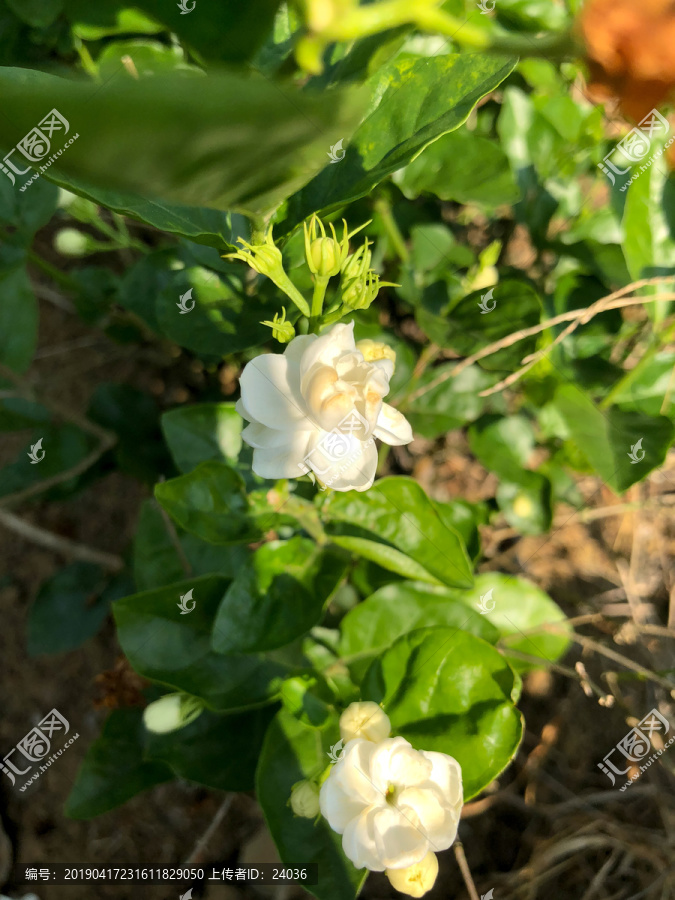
[142,693,204,734]
[289,780,321,818]
[261,307,295,344]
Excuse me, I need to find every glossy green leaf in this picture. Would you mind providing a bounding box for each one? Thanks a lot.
[154,460,260,545]
[339,581,500,680]
[133,500,249,591]
[161,403,242,474]
[114,575,288,710]
[431,498,487,564]
[622,153,675,290]
[0,66,363,214]
[420,280,542,369]
[468,414,536,480]
[65,709,172,819]
[457,573,570,672]
[5,0,62,27]
[155,267,277,358]
[609,351,675,419]
[145,705,276,791]
[327,534,443,585]
[0,397,50,431]
[278,53,517,230]
[323,477,473,588]
[395,129,519,207]
[257,709,367,900]
[0,175,59,239]
[363,628,523,799]
[554,385,675,492]
[213,538,348,654]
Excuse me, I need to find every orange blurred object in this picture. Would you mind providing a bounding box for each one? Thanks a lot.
[580,0,675,122]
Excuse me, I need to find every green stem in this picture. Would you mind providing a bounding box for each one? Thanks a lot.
[27,251,79,291]
[374,197,409,263]
[311,276,329,318]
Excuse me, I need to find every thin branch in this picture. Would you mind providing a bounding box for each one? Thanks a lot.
[403,277,675,404]
[0,508,124,572]
[181,795,234,867]
[153,495,192,576]
[453,842,481,900]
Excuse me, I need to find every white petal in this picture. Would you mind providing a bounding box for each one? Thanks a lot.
[319,739,380,833]
[235,397,252,423]
[342,808,382,870]
[397,787,446,839]
[251,431,312,479]
[420,751,463,810]
[241,422,292,449]
[304,432,377,492]
[372,805,429,869]
[299,321,356,382]
[240,354,307,430]
[374,403,413,446]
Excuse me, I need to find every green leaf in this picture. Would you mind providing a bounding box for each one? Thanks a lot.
[460,573,570,672]
[554,385,675,492]
[155,267,277,358]
[161,403,242,473]
[212,539,347,654]
[496,472,553,535]
[154,460,260,545]
[363,628,523,799]
[5,0,63,27]
[145,705,276,791]
[133,500,248,591]
[399,364,500,439]
[468,414,536,480]
[622,152,675,288]
[257,709,367,900]
[608,351,675,418]
[65,709,172,819]
[395,129,519,207]
[55,178,246,249]
[278,52,517,230]
[0,259,38,373]
[420,280,543,369]
[327,534,443,585]
[339,581,500,681]
[27,563,125,656]
[88,383,171,484]
[0,66,363,214]
[323,477,473,588]
[0,397,50,431]
[65,0,281,64]
[431,498,486,563]
[0,175,59,239]
[113,575,288,710]
[0,422,96,501]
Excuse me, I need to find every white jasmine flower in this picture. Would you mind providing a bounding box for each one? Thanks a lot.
[290,780,321,818]
[319,736,463,872]
[237,322,412,491]
[386,850,439,897]
[340,701,391,743]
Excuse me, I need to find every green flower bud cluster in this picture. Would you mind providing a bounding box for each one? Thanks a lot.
[339,237,397,311]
